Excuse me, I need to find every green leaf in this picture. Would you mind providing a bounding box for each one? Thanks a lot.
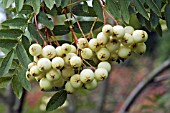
[0,50,14,77]
[82,2,88,13]
[46,90,67,111]
[106,0,121,20]
[146,0,161,16]
[52,25,70,36]
[0,76,12,88]
[38,12,54,30]
[165,4,170,32]
[19,5,33,14]
[44,6,58,16]
[15,0,24,12]
[119,0,130,23]
[0,29,23,39]
[2,0,14,8]
[1,18,27,27]
[93,0,103,21]
[72,4,97,17]
[21,36,32,60]
[73,21,103,33]
[44,0,55,10]
[17,67,31,91]
[61,0,69,8]
[155,23,162,37]
[12,75,23,99]
[134,0,149,20]
[29,0,40,14]
[0,39,18,49]
[150,10,159,28]
[28,23,44,45]
[15,43,31,68]
[55,0,61,7]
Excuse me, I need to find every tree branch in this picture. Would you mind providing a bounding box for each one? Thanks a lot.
[119,58,170,113]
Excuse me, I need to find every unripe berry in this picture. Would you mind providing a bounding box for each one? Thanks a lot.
[70,74,83,88]
[113,25,125,39]
[80,69,94,83]
[77,38,88,49]
[97,48,110,61]
[39,78,52,90]
[34,54,43,63]
[102,24,113,36]
[61,67,74,80]
[98,62,111,72]
[28,62,36,71]
[81,48,93,59]
[133,43,146,55]
[118,46,131,59]
[26,71,35,81]
[88,38,101,52]
[94,68,108,81]
[65,81,76,93]
[46,69,61,81]
[64,53,77,65]
[52,77,65,88]
[121,33,134,46]
[29,44,42,56]
[132,30,148,43]
[110,52,119,61]
[42,45,56,59]
[70,45,77,53]
[124,26,134,35]
[37,58,52,72]
[52,57,64,69]
[35,73,45,82]
[85,79,98,90]
[56,46,65,57]
[30,65,40,77]
[97,32,109,45]
[106,38,120,52]
[70,56,82,68]
[61,43,71,54]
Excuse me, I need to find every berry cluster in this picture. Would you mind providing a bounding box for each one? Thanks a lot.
[26,24,148,93]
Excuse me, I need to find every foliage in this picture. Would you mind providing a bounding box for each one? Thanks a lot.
[0,0,170,111]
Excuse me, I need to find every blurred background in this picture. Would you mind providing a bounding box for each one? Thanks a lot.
[0,1,170,113]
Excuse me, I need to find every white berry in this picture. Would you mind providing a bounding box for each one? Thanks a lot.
[88,38,101,52]
[94,68,108,81]
[98,62,111,72]
[124,26,134,35]
[80,69,94,83]
[77,38,88,49]
[61,43,71,54]
[118,46,131,59]
[52,57,64,69]
[29,44,42,56]
[61,67,74,80]
[42,45,56,59]
[65,81,75,93]
[85,79,98,90]
[102,24,113,36]
[113,25,125,39]
[70,74,83,89]
[39,78,52,90]
[97,32,109,45]
[37,58,52,72]
[81,48,93,59]
[46,69,61,81]
[97,48,110,61]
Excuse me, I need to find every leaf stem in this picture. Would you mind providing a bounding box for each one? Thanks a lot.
[50,30,60,46]
[104,10,118,25]
[83,59,96,70]
[88,17,98,39]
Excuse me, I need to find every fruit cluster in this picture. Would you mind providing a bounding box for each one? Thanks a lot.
[26,24,148,93]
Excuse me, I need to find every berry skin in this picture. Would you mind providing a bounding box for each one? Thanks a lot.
[28,62,36,71]
[94,68,108,81]
[106,38,120,52]
[56,46,65,57]
[70,56,82,68]
[42,45,56,59]
[80,69,94,84]
[85,79,98,90]
[121,33,134,46]
[81,48,93,59]
[113,25,125,39]
[70,45,77,53]
[34,54,43,63]
[65,81,76,93]
[35,73,45,82]
[61,67,75,80]
[98,62,111,72]
[30,65,40,77]
[133,43,146,55]
[64,53,77,65]
[52,77,65,88]
[102,24,113,36]
[132,30,148,43]
[37,58,52,72]
[39,78,53,90]
[52,57,65,69]
[97,48,110,61]
[70,74,83,88]
[97,32,109,46]
[118,46,131,59]
[61,43,71,54]
[110,52,119,62]
[124,26,134,35]
[29,44,42,56]
[77,38,88,49]
[88,38,101,52]
[46,69,61,81]
[26,71,35,81]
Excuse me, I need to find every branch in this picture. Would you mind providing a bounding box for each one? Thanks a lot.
[153,74,170,83]
[119,58,170,113]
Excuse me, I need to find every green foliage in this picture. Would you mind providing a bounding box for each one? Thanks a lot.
[12,75,23,99]
[1,18,27,27]
[0,76,12,88]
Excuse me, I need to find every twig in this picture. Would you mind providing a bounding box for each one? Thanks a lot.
[82,59,96,70]
[97,0,106,24]
[50,30,60,46]
[88,17,98,39]
[34,14,47,46]
[154,74,170,83]
[44,27,52,45]
[119,58,170,113]
[105,10,118,25]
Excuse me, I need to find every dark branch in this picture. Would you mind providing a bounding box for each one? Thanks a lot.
[119,58,170,113]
